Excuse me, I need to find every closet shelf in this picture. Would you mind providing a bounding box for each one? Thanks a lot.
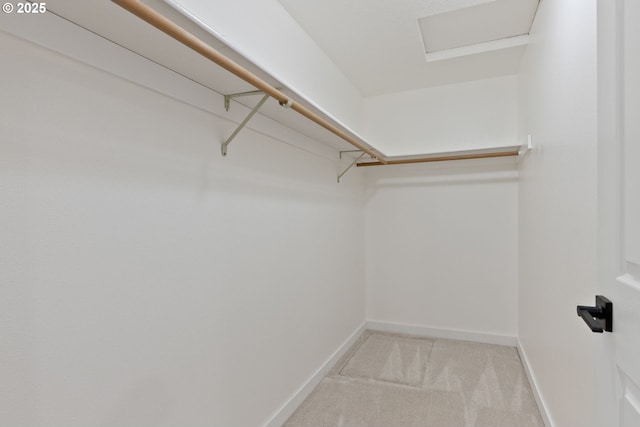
[112,0,531,177]
[357,146,522,167]
[112,0,385,163]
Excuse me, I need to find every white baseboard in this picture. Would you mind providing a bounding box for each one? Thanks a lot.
[367,320,518,347]
[263,321,367,427]
[517,341,555,427]
[263,321,530,427]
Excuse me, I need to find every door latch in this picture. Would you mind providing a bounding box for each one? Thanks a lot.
[577,295,613,333]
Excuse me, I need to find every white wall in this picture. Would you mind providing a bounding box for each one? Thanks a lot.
[517,0,598,426]
[363,76,518,156]
[0,24,365,427]
[364,159,519,339]
[167,0,365,135]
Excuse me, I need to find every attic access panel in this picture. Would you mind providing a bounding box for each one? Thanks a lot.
[418,0,539,53]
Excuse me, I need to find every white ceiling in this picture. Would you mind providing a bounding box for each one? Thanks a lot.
[278,0,539,96]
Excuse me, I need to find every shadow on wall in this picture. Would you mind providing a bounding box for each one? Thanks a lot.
[363,157,518,203]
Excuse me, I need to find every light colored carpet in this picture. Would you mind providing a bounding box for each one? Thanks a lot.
[283,331,544,427]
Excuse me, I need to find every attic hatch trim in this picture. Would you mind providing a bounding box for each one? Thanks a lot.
[111,0,527,180]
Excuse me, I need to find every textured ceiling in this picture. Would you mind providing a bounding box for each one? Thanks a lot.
[278,0,538,96]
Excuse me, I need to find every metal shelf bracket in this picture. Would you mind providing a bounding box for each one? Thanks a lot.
[338,151,366,183]
[222,91,269,156]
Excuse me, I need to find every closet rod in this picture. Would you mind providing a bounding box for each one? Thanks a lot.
[111,0,385,164]
[356,149,519,167]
